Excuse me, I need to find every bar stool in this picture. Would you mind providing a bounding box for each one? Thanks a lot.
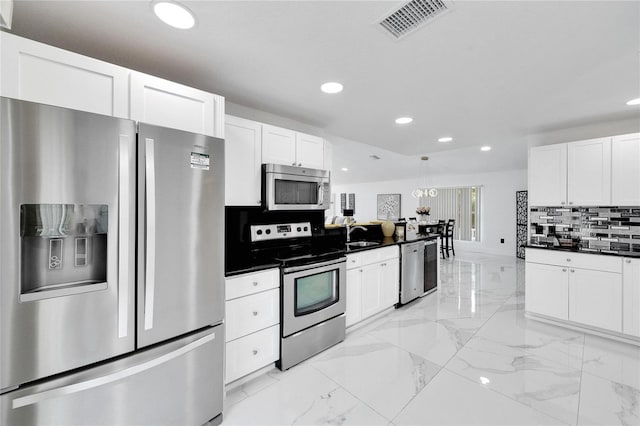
[444,219,455,257]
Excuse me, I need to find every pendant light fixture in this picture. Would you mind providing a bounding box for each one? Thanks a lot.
[411,156,438,198]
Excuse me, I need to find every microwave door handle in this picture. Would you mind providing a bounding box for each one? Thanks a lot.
[317,183,324,206]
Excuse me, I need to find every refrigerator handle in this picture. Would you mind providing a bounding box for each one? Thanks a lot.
[11,332,217,409]
[144,138,157,331]
[117,135,132,338]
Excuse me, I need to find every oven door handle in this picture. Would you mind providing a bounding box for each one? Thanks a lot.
[283,257,346,274]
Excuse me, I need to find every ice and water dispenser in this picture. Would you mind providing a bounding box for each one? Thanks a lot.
[20,204,108,301]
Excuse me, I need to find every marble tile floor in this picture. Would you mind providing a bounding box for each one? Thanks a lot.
[223,252,640,426]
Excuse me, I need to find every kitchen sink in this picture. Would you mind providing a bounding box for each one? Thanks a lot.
[346,241,380,248]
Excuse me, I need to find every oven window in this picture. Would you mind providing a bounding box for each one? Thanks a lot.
[275,179,318,204]
[294,270,338,316]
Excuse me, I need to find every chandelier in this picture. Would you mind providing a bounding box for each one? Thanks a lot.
[411,156,438,198]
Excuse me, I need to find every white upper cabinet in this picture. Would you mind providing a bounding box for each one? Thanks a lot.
[295,132,324,169]
[567,137,611,206]
[612,133,640,205]
[529,136,617,207]
[225,115,262,206]
[130,71,224,138]
[262,124,297,165]
[0,32,129,117]
[528,143,567,206]
[262,124,325,169]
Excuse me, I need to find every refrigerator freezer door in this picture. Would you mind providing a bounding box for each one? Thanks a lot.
[137,123,225,348]
[1,325,223,426]
[0,97,136,391]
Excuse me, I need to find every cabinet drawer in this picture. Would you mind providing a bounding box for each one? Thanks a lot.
[526,249,622,273]
[346,253,363,269]
[225,325,279,384]
[361,245,399,266]
[225,268,279,300]
[226,289,279,341]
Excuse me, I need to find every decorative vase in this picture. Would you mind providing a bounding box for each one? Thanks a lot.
[381,221,395,237]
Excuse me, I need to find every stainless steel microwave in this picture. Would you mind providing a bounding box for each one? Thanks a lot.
[262,163,330,211]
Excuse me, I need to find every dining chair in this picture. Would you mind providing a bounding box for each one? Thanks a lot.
[445,219,455,257]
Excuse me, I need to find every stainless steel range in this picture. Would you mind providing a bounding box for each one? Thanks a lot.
[249,222,346,370]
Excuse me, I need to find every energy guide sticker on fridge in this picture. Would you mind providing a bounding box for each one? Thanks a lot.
[190,152,210,170]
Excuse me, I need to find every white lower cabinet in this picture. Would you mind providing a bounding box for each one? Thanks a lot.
[525,248,624,335]
[224,268,280,384]
[569,268,622,332]
[225,325,279,384]
[346,246,399,327]
[623,258,640,337]
[525,262,569,320]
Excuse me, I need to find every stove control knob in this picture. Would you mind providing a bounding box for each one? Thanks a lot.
[303,226,308,231]
[265,229,271,234]
[297,227,302,232]
[257,229,263,235]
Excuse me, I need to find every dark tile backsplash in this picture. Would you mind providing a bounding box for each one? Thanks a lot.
[529,206,640,255]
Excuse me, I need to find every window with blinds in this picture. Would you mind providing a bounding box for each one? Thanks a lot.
[420,186,481,241]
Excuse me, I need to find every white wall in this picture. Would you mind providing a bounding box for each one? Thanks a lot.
[333,169,527,257]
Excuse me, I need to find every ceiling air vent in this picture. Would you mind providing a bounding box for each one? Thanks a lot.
[378,0,451,40]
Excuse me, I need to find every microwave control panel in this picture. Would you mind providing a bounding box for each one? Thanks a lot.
[250,222,312,242]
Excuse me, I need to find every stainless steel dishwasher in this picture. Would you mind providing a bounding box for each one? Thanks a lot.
[400,241,425,305]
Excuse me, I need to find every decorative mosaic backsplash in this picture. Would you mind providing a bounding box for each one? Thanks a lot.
[529,206,640,255]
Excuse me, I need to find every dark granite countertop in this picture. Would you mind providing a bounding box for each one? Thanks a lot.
[526,245,640,258]
[345,234,438,253]
[225,262,282,277]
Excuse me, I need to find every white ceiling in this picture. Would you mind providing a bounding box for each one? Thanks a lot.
[5,0,640,184]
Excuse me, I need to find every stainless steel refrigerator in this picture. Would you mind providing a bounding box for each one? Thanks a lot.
[0,97,225,425]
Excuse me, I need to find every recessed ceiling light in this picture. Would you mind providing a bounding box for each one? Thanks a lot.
[481,146,492,151]
[320,82,343,94]
[153,1,196,29]
[395,117,413,124]
[341,167,349,172]
[627,98,640,106]
[438,137,453,143]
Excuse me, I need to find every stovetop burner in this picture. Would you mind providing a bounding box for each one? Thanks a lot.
[249,221,345,268]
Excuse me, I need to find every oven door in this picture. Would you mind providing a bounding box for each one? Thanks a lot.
[263,166,330,211]
[281,257,346,337]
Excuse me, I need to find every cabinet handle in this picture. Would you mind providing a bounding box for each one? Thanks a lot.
[381,263,386,267]
[351,260,356,263]
[252,281,259,286]
[570,269,575,273]
[252,311,258,316]
[626,259,632,264]
[566,258,571,262]
[252,349,258,355]
[569,202,573,205]
[561,201,565,205]
[298,163,302,166]
[562,268,567,272]
[359,269,363,272]
[292,162,296,166]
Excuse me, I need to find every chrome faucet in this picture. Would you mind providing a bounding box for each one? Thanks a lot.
[346,225,367,243]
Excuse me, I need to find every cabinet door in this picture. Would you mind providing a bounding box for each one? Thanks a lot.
[380,259,399,309]
[295,132,324,169]
[612,133,640,205]
[0,32,129,117]
[569,268,622,332]
[361,264,383,318]
[323,140,333,174]
[224,115,263,206]
[528,144,567,206]
[225,325,279,384]
[623,258,640,337]
[346,268,363,327]
[525,262,568,320]
[567,137,611,206]
[130,71,223,137]
[262,124,296,166]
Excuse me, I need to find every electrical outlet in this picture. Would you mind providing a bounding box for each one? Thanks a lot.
[500,238,505,244]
